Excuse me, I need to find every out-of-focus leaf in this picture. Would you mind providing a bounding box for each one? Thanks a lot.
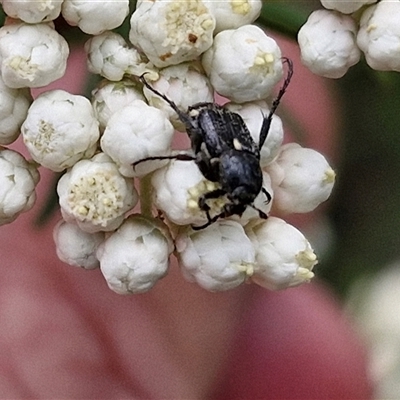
[257,1,312,39]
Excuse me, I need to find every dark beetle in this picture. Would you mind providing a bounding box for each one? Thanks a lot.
[135,58,293,229]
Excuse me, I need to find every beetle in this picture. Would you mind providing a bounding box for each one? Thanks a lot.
[134,57,293,229]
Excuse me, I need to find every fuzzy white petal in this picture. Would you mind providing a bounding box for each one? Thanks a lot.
[176,220,255,291]
[97,214,174,294]
[298,10,360,79]
[246,217,317,290]
[265,143,335,214]
[100,100,174,178]
[57,153,138,233]
[53,220,104,269]
[0,147,40,226]
[202,25,283,103]
[0,22,69,88]
[21,90,100,172]
[129,0,215,68]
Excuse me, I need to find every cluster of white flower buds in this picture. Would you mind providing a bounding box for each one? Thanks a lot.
[298,0,400,78]
[0,0,335,294]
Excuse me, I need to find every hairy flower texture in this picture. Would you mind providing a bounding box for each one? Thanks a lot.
[100,100,174,178]
[245,217,317,290]
[205,0,262,34]
[0,147,40,226]
[357,0,400,72]
[91,79,145,132]
[176,220,255,291]
[129,0,215,68]
[320,0,377,14]
[0,75,31,145]
[62,0,129,35]
[1,0,62,23]
[142,62,214,131]
[202,24,283,103]
[298,9,360,79]
[21,90,100,172]
[265,143,335,214]
[0,21,69,88]
[225,100,284,167]
[53,220,104,270]
[97,214,174,294]
[85,31,157,82]
[57,153,138,233]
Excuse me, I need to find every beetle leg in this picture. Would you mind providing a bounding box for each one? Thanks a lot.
[262,187,272,204]
[132,153,195,168]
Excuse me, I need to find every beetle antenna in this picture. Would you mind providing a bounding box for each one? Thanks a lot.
[139,73,192,125]
[259,57,294,148]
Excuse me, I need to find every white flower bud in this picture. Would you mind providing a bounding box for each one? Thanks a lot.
[320,0,377,14]
[100,100,174,178]
[1,0,62,23]
[202,25,283,103]
[85,32,157,82]
[97,214,174,294]
[204,0,262,34]
[176,220,255,291]
[57,153,138,233]
[0,21,69,88]
[0,75,31,145]
[142,62,214,131]
[225,100,284,166]
[91,79,145,131]
[21,90,100,172]
[129,0,215,68]
[151,159,210,227]
[357,0,400,72]
[53,220,104,269]
[265,143,335,214]
[0,147,40,226]
[298,10,360,79]
[245,217,317,290]
[62,0,129,35]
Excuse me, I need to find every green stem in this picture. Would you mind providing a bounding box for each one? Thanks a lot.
[257,2,311,40]
[139,174,153,218]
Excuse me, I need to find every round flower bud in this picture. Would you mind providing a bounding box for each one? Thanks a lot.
[142,62,214,131]
[0,147,40,226]
[320,0,377,14]
[21,90,100,172]
[1,0,62,23]
[225,100,284,166]
[245,217,317,290]
[205,0,262,34]
[151,158,211,227]
[100,100,174,178]
[97,214,174,294]
[202,25,283,103]
[176,220,255,291]
[129,0,215,68]
[298,9,360,79]
[62,0,129,35]
[0,75,31,145]
[0,21,69,88]
[85,32,157,82]
[91,79,145,131]
[357,0,400,72]
[57,153,138,233]
[265,143,335,214]
[53,220,104,269]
